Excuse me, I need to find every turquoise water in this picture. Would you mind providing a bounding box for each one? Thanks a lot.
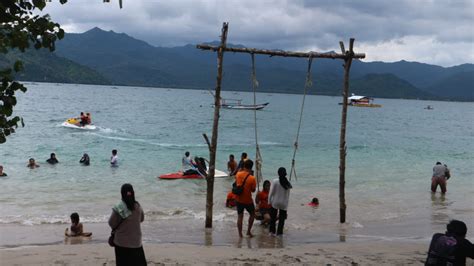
[0,82,473,246]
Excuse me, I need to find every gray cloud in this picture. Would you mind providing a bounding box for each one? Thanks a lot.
[41,0,473,66]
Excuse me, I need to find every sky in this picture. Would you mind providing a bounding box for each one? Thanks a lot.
[41,0,473,67]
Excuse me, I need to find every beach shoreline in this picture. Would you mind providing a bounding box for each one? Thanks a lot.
[0,241,431,265]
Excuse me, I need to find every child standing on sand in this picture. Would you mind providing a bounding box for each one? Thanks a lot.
[65,213,92,237]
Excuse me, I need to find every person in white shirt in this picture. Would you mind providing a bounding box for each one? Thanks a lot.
[182,151,198,175]
[268,167,292,236]
[111,149,118,167]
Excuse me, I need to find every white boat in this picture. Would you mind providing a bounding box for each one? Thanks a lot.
[339,94,382,108]
[61,118,97,130]
[219,99,269,110]
[214,169,228,178]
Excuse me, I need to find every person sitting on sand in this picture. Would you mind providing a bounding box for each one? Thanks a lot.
[46,153,59,164]
[27,158,39,169]
[226,191,237,208]
[432,162,450,194]
[0,165,7,177]
[235,159,257,238]
[425,220,474,265]
[255,180,272,226]
[80,153,90,166]
[308,197,319,207]
[111,149,118,167]
[65,212,92,237]
[227,154,237,176]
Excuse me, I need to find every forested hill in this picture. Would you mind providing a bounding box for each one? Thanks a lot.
[6,27,473,101]
[0,49,109,85]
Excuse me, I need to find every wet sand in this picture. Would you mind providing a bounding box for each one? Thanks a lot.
[0,241,430,265]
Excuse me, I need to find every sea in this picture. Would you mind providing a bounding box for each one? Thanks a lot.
[0,82,473,248]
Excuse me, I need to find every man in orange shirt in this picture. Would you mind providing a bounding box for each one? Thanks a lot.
[235,159,257,238]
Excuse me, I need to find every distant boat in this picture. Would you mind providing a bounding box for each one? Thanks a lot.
[339,94,382,108]
[218,99,269,110]
[424,105,434,110]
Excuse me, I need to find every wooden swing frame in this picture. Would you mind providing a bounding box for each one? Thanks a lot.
[199,22,365,228]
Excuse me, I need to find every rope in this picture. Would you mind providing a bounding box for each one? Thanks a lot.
[289,55,314,181]
[251,53,262,191]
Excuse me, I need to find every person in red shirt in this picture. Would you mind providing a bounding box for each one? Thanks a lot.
[226,191,237,208]
[255,180,272,226]
[235,159,256,238]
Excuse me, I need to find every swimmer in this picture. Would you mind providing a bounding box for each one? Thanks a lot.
[0,165,7,176]
[27,158,40,169]
[110,149,118,167]
[46,153,59,164]
[308,197,319,207]
[65,212,92,237]
[80,153,90,166]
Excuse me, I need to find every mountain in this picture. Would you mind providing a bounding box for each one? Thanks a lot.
[0,49,109,85]
[32,27,469,101]
[426,71,474,101]
[350,73,435,99]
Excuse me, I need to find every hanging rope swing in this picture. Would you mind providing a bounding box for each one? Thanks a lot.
[289,55,314,181]
[251,53,263,190]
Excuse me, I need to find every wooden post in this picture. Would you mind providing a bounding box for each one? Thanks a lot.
[338,38,355,223]
[204,22,228,228]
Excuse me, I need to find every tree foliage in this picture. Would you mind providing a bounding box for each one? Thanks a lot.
[0,0,67,143]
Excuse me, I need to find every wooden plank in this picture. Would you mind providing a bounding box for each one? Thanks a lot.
[197,44,365,59]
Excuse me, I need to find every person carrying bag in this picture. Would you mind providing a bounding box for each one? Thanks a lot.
[108,184,146,266]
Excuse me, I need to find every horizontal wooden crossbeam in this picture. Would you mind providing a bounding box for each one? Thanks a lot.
[196,44,365,59]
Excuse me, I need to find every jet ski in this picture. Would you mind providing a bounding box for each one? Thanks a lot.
[61,118,97,130]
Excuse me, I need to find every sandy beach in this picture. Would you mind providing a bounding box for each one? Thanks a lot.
[0,241,433,265]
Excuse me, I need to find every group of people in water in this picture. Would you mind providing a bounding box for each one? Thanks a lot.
[224,152,294,237]
[20,150,117,169]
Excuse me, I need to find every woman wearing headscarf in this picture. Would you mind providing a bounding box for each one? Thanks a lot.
[268,167,292,236]
[108,183,146,266]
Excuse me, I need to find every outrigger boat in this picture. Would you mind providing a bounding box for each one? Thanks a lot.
[340,94,382,108]
[219,99,269,110]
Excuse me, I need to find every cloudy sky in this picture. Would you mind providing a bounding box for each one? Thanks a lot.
[42,0,473,67]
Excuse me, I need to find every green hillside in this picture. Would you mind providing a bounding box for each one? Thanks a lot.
[0,49,109,85]
[427,71,474,101]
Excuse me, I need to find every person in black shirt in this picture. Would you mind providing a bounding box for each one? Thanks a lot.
[46,153,59,164]
[80,153,90,166]
[426,220,474,265]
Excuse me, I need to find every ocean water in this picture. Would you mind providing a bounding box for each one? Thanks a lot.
[0,82,473,247]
